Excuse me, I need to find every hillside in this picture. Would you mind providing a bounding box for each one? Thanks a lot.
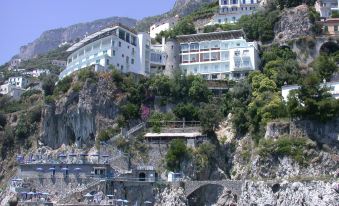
[16,0,217,61]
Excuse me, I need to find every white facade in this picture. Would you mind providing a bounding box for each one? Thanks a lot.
[177,30,260,80]
[315,0,339,18]
[167,172,183,182]
[0,83,26,100]
[281,81,339,101]
[209,0,259,25]
[23,69,50,78]
[149,17,179,39]
[59,25,166,79]
[8,76,30,89]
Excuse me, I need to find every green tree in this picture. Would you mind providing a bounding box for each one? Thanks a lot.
[312,55,337,81]
[188,76,211,103]
[165,139,189,171]
[199,103,223,132]
[264,59,300,87]
[121,103,139,120]
[173,103,199,121]
[0,112,6,128]
[42,75,57,96]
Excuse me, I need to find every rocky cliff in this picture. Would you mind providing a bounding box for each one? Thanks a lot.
[41,75,125,149]
[18,17,137,60]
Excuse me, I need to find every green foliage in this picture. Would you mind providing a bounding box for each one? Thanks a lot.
[110,67,124,86]
[42,75,57,96]
[276,0,316,8]
[44,95,55,104]
[27,106,42,123]
[173,103,199,121]
[258,136,314,164]
[238,10,280,42]
[97,128,118,142]
[203,23,241,33]
[0,112,6,128]
[193,142,216,172]
[165,139,189,171]
[148,112,175,132]
[15,115,31,140]
[21,90,42,100]
[78,68,98,83]
[121,103,140,120]
[19,46,69,74]
[263,59,300,87]
[149,75,171,96]
[332,10,339,18]
[188,76,211,103]
[287,73,339,122]
[262,46,297,64]
[312,55,337,81]
[72,82,83,92]
[199,103,223,132]
[54,76,72,95]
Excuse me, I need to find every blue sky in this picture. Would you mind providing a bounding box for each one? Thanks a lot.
[0,0,176,65]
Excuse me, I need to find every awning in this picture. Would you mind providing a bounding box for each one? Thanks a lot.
[48,168,56,171]
[61,168,69,171]
[36,168,43,171]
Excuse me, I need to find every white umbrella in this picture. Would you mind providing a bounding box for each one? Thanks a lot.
[84,193,93,197]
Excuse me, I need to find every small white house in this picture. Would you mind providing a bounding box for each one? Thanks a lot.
[51,60,67,68]
[149,16,179,39]
[8,76,30,89]
[281,81,339,101]
[0,83,26,100]
[24,69,50,78]
[167,172,183,182]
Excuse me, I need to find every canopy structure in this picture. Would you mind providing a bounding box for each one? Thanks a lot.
[101,154,109,158]
[80,154,88,156]
[84,193,93,197]
[48,168,56,171]
[68,153,77,157]
[36,168,43,171]
[74,168,82,171]
[91,154,99,157]
[58,154,67,158]
[176,29,245,43]
[61,168,69,171]
[27,192,35,195]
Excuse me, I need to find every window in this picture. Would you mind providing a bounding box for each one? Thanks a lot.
[203,53,209,61]
[190,43,199,51]
[234,51,240,56]
[119,41,122,47]
[126,33,130,43]
[113,50,116,56]
[131,36,137,46]
[190,54,198,62]
[232,0,237,3]
[126,56,129,64]
[243,60,250,66]
[106,59,110,65]
[218,19,221,23]
[181,44,189,52]
[335,25,339,32]
[235,60,241,67]
[224,0,228,4]
[103,50,107,55]
[182,55,189,63]
[131,59,135,64]
[243,50,249,56]
[119,29,126,41]
[211,52,219,60]
[243,0,245,3]
[96,59,100,64]
[251,0,254,3]
[122,54,124,58]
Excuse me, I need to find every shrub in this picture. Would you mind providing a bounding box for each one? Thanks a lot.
[165,139,189,171]
[0,112,6,128]
[54,76,72,95]
[121,103,140,120]
[199,103,223,132]
[27,106,42,123]
[44,95,55,104]
[15,115,30,140]
[42,75,57,96]
[258,136,314,164]
[173,103,199,121]
[193,143,216,171]
[72,82,83,92]
[78,68,98,83]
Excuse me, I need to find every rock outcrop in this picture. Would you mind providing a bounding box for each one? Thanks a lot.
[274,5,314,42]
[41,77,124,149]
[154,186,187,206]
[239,180,339,206]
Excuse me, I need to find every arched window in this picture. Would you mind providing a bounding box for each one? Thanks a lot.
[139,173,146,181]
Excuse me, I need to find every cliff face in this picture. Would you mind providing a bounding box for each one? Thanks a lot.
[41,77,125,149]
[19,17,137,60]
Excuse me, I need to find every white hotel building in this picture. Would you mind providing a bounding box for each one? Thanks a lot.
[177,30,260,80]
[210,0,259,25]
[59,24,166,79]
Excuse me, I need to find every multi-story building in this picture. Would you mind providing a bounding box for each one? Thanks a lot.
[149,16,179,39]
[281,81,339,101]
[176,30,260,80]
[59,24,166,79]
[8,76,30,89]
[209,0,259,25]
[315,0,338,18]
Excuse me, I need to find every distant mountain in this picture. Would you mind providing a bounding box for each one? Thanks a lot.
[18,17,137,60]
[17,0,217,60]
